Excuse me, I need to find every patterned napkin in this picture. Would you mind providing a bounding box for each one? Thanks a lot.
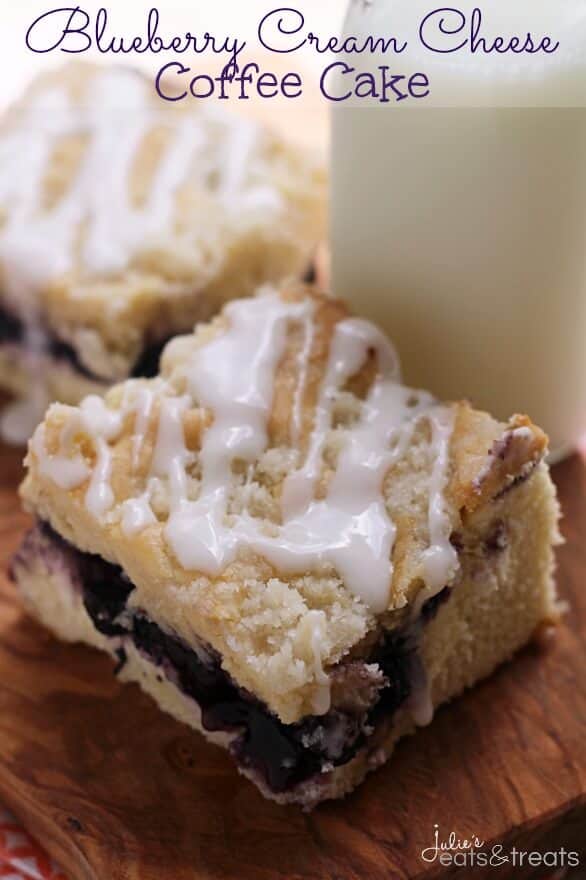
[1,803,583,879]
[0,809,66,880]
[3,464,585,879]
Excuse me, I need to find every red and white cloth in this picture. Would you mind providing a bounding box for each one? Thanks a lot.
[0,809,66,880]
[1,803,582,879]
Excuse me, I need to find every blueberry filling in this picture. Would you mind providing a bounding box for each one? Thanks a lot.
[77,555,134,637]
[15,521,447,794]
[131,614,327,792]
[420,586,451,624]
[132,615,418,793]
[0,305,167,381]
[129,339,170,380]
[0,307,22,346]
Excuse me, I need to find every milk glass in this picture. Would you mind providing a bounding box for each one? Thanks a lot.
[331,0,586,457]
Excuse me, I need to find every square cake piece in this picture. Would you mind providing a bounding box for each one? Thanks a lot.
[13,284,561,808]
[0,63,325,442]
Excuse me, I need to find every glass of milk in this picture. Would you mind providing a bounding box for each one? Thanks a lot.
[331,0,586,458]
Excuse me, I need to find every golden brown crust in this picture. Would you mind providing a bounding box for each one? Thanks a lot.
[448,407,548,515]
[20,284,551,722]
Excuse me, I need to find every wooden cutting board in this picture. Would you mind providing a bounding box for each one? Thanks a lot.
[0,443,584,880]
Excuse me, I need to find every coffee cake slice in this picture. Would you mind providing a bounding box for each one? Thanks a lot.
[0,63,325,441]
[12,284,561,807]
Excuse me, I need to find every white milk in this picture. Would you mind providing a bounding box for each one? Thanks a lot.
[331,1,586,456]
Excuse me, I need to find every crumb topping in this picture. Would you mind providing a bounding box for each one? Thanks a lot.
[21,285,548,721]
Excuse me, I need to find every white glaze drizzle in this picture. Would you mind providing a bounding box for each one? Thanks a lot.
[32,292,458,619]
[78,396,124,516]
[31,423,90,489]
[150,395,191,507]
[281,318,403,521]
[121,492,156,536]
[421,406,459,596]
[129,386,155,471]
[165,295,311,571]
[305,610,331,714]
[0,67,280,443]
[85,437,114,517]
[31,394,124,516]
[0,68,274,284]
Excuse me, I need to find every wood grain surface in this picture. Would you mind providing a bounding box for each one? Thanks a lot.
[0,443,584,880]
